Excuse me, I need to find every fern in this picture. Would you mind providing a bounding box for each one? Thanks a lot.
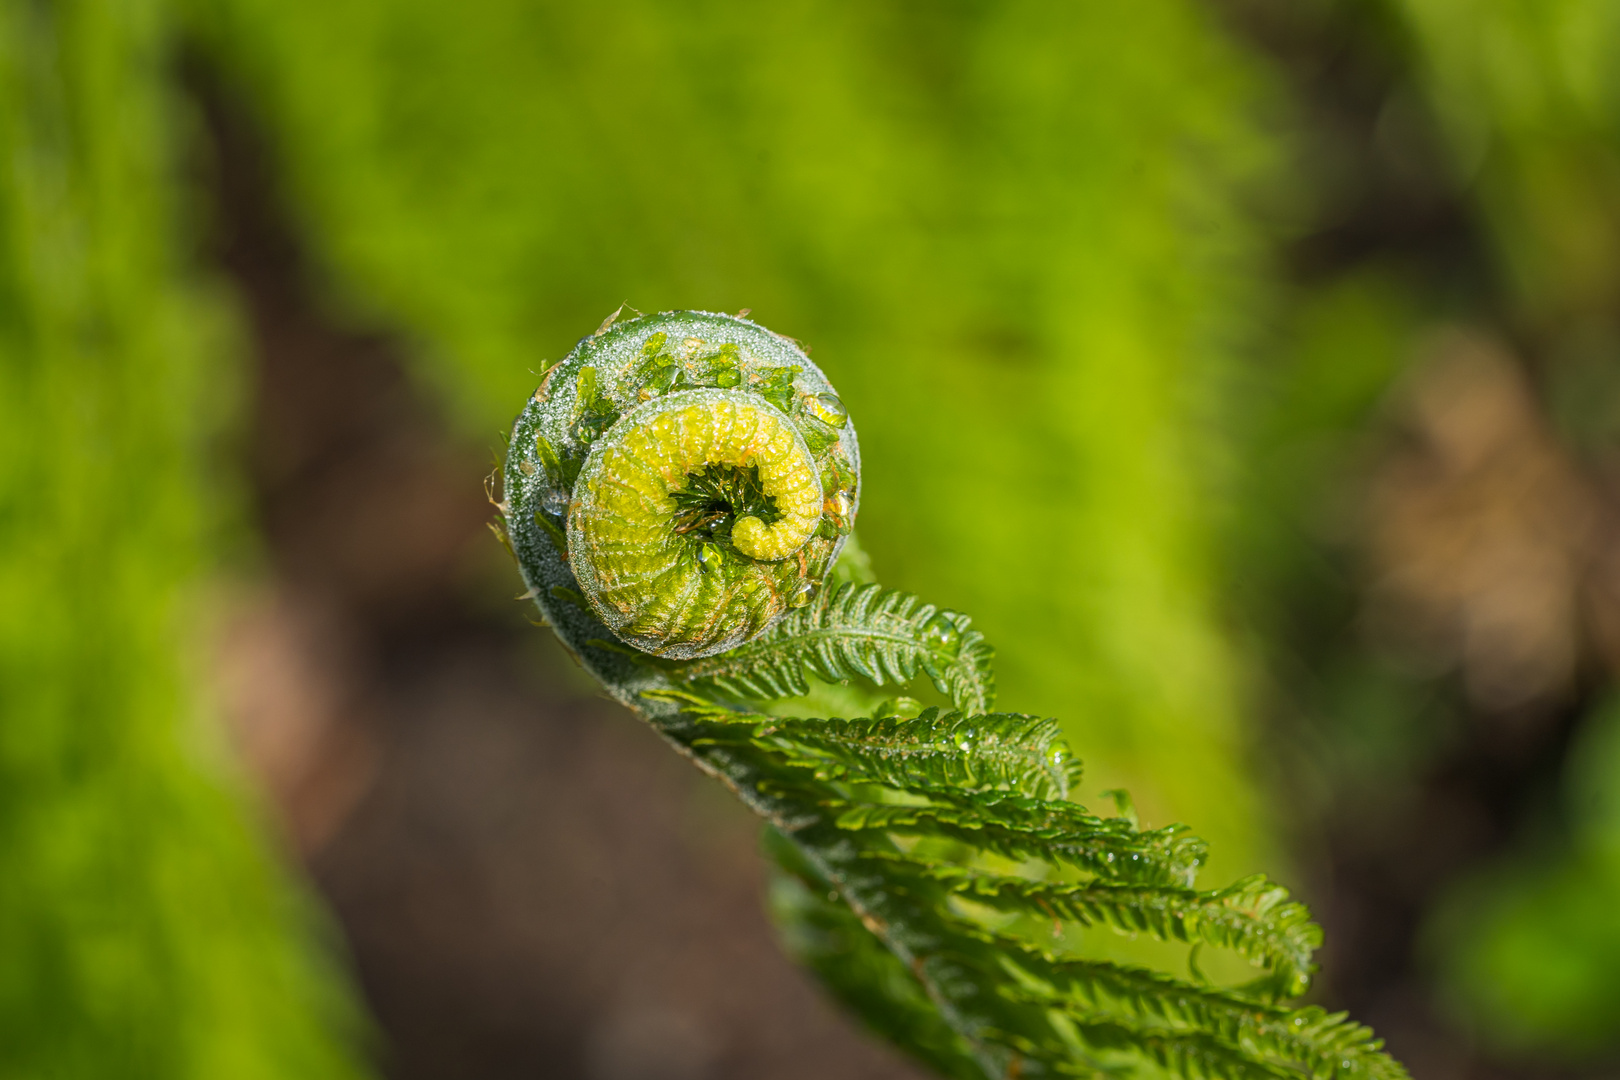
[659,581,996,713]
[674,699,1073,800]
[647,691,1405,1080]
[918,870,1319,998]
[502,360,1405,1079]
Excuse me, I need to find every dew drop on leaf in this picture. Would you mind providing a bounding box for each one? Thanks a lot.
[805,392,849,428]
[874,697,923,719]
[921,613,961,653]
[823,490,855,535]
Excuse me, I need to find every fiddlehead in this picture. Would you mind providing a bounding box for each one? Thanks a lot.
[499,311,1408,1080]
[507,309,859,659]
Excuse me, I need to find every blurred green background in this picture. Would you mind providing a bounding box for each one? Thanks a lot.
[7,0,1620,1075]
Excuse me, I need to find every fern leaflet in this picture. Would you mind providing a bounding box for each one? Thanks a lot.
[662,582,995,713]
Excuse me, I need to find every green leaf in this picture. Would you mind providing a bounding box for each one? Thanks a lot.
[665,582,996,713]
[658,697,1077,801]
[934,871,1320,999]
[997,954,1403,1080]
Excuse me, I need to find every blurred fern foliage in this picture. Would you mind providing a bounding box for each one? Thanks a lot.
[0,0,363,1075]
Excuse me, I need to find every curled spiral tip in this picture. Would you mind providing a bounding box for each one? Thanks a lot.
[503,310,860,660]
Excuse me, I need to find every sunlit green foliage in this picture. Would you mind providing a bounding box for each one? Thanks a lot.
[0,0,364,1075]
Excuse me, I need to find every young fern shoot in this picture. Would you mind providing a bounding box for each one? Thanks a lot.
[498,310,1408,1080]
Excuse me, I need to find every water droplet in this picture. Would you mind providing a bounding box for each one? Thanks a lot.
[920,613,961,652]
[696,543,723,573]
[789,580,816,607]
[649,364,678,393]
[805,392,848,428]
[715,367,742,388]
[822,490,855,535]
[874,696,922,719]
[641,331,667,355]
[682,336,705,355]
[541,489,568,516]
[752,365,801,413]
[821,458,856,494]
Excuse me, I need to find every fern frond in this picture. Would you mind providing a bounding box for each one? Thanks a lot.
[645,692,1206,888]
[766,829,987,1080]
[681,705,1079,800]
[935,871,1319,998]
[666,582,996,713]
[996,952,1403,1080]
[768,825,1403,1080]
[827,798,1208,889]
[509,519,1407,1080]
[660,690,1406,1080]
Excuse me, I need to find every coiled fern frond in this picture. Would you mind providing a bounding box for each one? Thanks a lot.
[498,310,1407,1080]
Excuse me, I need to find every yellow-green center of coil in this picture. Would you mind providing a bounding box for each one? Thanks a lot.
[567,389,824,659]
